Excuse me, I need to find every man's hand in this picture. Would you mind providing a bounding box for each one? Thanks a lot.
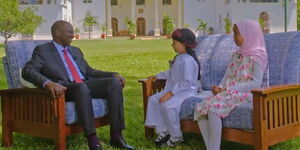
[147,75,157,82]
[212,85,223,95]
[44,81,67,99]
[159,91,173,103]
[113,74,126,88]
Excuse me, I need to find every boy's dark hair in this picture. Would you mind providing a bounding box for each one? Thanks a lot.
[171,28,201,80]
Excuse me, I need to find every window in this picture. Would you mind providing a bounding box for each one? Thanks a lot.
[250,0,278,2]
[83,0,92,3]
[163,0,171,5]
[37,0,43,4]
[19,0,28,4]
[136,0,145,5]
[111,0,118,5]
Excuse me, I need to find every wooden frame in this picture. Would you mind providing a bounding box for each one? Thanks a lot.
[139,78,300,150]
[0,88,109,150]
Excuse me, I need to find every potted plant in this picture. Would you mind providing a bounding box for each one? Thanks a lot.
[223,17,232,34]
[163,14,175,38]
[196,19,208,35]
[100,24,107,39]
[74,28,80,39]
[208,26,214,35]
[125,17,136,40]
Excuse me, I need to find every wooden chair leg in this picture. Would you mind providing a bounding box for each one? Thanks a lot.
[2,125,13,147]
[145,126,154,137]
[54,136,66,150]
[254,143,268,150]
[2,97,13,147]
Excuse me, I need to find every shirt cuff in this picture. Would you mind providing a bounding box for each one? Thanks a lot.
[43,80,50,88]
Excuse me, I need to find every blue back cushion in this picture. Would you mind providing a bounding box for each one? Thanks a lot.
[264,32,300,86]
[195,32,300,91]
[4,40,51,88]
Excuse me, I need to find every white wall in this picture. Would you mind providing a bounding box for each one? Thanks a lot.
[184,1,297,35]
[225,2,297,33]
[72,0,106,38]
[20,4,65,39]
[184,0,217,35]
[111,0,132,33]
[111,0,179,35]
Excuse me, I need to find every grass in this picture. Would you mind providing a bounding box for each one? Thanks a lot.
[0,39,300,150]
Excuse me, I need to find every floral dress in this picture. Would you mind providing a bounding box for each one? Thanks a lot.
[194,52,262,119]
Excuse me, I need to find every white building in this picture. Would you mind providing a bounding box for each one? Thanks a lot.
[12,0,298,39]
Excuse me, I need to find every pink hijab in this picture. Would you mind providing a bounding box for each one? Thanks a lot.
[235,19,268,70]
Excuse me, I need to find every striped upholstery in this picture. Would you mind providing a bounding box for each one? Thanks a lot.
[180,32,300,129]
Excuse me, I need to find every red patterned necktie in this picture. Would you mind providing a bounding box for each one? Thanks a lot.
[63,48,83,83]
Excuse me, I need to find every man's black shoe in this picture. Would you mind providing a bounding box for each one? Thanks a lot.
[109,137,134,150]
[90,144,103,150]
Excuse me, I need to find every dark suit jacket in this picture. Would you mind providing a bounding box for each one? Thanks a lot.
[22,42,115,88]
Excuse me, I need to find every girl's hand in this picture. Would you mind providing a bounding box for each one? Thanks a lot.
[147,75,157,82]
[212,85,223,95]
[159,92,173,103]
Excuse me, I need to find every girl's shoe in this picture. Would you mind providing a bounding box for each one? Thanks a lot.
[154,131,170,145]
[162,137,184,148]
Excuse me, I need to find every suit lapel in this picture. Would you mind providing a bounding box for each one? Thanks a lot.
[49,42,70,80]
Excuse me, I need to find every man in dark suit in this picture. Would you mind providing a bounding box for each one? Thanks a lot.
[22,20,134,150]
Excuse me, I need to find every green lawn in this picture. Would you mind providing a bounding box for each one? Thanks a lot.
[0,39,300,150]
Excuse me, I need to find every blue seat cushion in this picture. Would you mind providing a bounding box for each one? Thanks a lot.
[180,91,254,130]
[179,91,213,119]
[65,98,108,125]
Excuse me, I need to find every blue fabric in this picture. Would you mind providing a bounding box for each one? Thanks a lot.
[65,98,108,124]
[3,40,109,125]
[179,91,213,119]
[179,32,300,130]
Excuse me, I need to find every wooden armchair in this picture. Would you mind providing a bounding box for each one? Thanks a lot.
[0,40,110,150]
[0,88,109,150]
[139,79,300,150]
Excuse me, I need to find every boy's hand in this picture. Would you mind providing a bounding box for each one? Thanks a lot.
[212,85,223,95]
[159,92,173,103]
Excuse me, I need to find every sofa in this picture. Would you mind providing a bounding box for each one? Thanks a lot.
[0,40,109,150]
[139,32,300,150]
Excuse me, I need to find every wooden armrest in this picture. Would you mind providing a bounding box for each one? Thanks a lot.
[138,78,166,89]
[251,84,300,95]
[0,87,50,94]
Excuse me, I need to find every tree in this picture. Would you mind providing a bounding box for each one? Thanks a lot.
[0,0,43,44]
[125,17,136,39]
[196,19,208,35]
[223,17,232,34]
[82,11,99,39]
[297,2,300,30]
[162,13,175,38]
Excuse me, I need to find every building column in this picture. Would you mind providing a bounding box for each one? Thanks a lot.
[106,0,113,37]
[131,0,136,21]
[154,0,160,36]
[177,0,183,28]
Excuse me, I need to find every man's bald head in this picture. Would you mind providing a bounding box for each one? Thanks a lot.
[51,20,74,47]
[51,20,72,38]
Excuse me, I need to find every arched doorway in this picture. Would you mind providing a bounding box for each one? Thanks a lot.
[111,17,118,36]
[259,12,270,33]
[136,17,146,36]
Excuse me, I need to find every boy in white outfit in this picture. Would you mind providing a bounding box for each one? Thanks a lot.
[145,28,201,148]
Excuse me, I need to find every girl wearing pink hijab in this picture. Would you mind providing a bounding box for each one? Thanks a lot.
[194,19,268,150]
